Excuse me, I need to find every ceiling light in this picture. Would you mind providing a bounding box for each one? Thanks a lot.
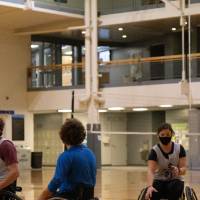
[185,21,188,25]
[118,27,123,31]
[171,27,176,31]
[64,51,73,55]
[58,109,72,113]
[31,44,39,49]
[62,45,70,50]
[108,107,125,111]
[98,109,107,113]
[159,105,173,108]
[133,108,148,111]
[122,34,127,38]
[81,31,86,34]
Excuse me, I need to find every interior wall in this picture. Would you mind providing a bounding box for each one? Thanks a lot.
[34,113,63,165]
[100,113,127,165]
[127,112,153,165]
[0,31,33,149]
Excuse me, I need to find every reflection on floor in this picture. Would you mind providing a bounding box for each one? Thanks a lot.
[17,166,200,200]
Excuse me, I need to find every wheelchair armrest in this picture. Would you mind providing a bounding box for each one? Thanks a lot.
[15,186,22,192]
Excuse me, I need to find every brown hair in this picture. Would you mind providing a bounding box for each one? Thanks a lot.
[0,118,5,136]
[59,118,86,145]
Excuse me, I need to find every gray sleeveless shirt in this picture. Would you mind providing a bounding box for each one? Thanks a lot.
[153,142,182,181]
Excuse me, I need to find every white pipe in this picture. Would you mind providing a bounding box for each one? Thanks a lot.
[80,0,91,103]
[87,0,99,124]
[188,0,192,109]
[91,0,98,94]
[181,20,186,81]
[180,0,186,81]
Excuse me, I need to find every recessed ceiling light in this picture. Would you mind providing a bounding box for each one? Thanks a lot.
[171,27,176,31]
[81,31,86,34]
[108,107,125,111]
[159,105,173,108]
[31,44,39,49]
[118,27,123,31]
[58,109,72,113]
[122,34,127,38]
[133,108,148,111]
[98,109,107,113]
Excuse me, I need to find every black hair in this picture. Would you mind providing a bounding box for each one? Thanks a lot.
[157,123,174,135]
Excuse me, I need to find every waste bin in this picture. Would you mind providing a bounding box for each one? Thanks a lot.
[31,152,42,169]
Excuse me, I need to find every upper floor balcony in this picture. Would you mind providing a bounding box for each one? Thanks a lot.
[2,0,200,18]
[0,0,84,15]
[27,53,200,90]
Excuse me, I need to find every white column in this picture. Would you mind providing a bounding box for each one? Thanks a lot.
[85,0,91,99]
[86,0,99,125]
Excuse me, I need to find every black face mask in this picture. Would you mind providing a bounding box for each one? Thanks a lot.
[159,137,172,145]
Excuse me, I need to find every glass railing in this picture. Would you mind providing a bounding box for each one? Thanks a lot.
[27,53,200,90]
[27,63,84,90]
[191,0,200,3]
[0,0,84,14]
[0,0,25,4]
[98,0,164,15]
[34,0,84,14]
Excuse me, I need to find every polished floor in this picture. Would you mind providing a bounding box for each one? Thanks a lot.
[16,166,200,200]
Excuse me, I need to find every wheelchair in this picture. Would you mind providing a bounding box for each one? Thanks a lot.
[137,185,198,200]
[0,185,23,200]
[48,184,99,200]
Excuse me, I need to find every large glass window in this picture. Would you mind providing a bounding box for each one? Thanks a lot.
[61,45,73,86]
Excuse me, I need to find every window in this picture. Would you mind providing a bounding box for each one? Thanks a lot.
[12,115,24,141]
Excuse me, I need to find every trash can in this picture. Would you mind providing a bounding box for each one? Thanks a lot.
[31,152,42,169]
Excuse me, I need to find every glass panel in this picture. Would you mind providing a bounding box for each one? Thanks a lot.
[62,45,72,86]
[31,42,43,66]
[98,0,164,15]
[34,0,84,15]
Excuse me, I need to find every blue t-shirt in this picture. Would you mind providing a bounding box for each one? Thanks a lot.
[48,144,96,194]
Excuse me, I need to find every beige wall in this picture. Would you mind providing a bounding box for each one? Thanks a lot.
[28,82,200,112]
[0,30,33,149]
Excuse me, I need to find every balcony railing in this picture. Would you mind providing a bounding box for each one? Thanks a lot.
[98,0,165,15]
[28,53,200,91]
[34,0,84,14]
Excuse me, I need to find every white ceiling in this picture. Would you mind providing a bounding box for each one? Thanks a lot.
[0,5,83,33]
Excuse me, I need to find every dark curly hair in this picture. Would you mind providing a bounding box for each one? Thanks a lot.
[157,122,175,135]
[0,118,5,136]
[59,118,86,145]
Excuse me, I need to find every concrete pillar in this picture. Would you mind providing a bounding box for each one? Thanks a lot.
[188,109,200,170]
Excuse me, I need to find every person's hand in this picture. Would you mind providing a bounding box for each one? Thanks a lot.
[170,165,179,177]
[145,186,158,200]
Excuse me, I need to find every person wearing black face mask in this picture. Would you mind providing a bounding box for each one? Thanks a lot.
[145,123,186,200]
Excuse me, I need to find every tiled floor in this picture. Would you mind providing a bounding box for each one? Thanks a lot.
[16,166,200,200]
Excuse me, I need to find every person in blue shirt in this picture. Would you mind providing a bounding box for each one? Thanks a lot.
[37,118,96,200]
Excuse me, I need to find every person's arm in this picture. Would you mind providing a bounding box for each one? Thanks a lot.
[145,150,158,200]
[178,145,186,175]
[37,187,53,200]
[178,156,186,175]
[0,163,19,190]
[37,153,71,200]
[147,160,157,187]
[170,145,186,177]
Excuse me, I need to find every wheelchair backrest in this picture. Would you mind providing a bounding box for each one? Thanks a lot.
[74,183,94,200]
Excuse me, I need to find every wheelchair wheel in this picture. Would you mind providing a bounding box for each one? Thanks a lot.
[185,186,198,200]
[138,187,147,200]
[0,191,23,200]
[48,198,68,200]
